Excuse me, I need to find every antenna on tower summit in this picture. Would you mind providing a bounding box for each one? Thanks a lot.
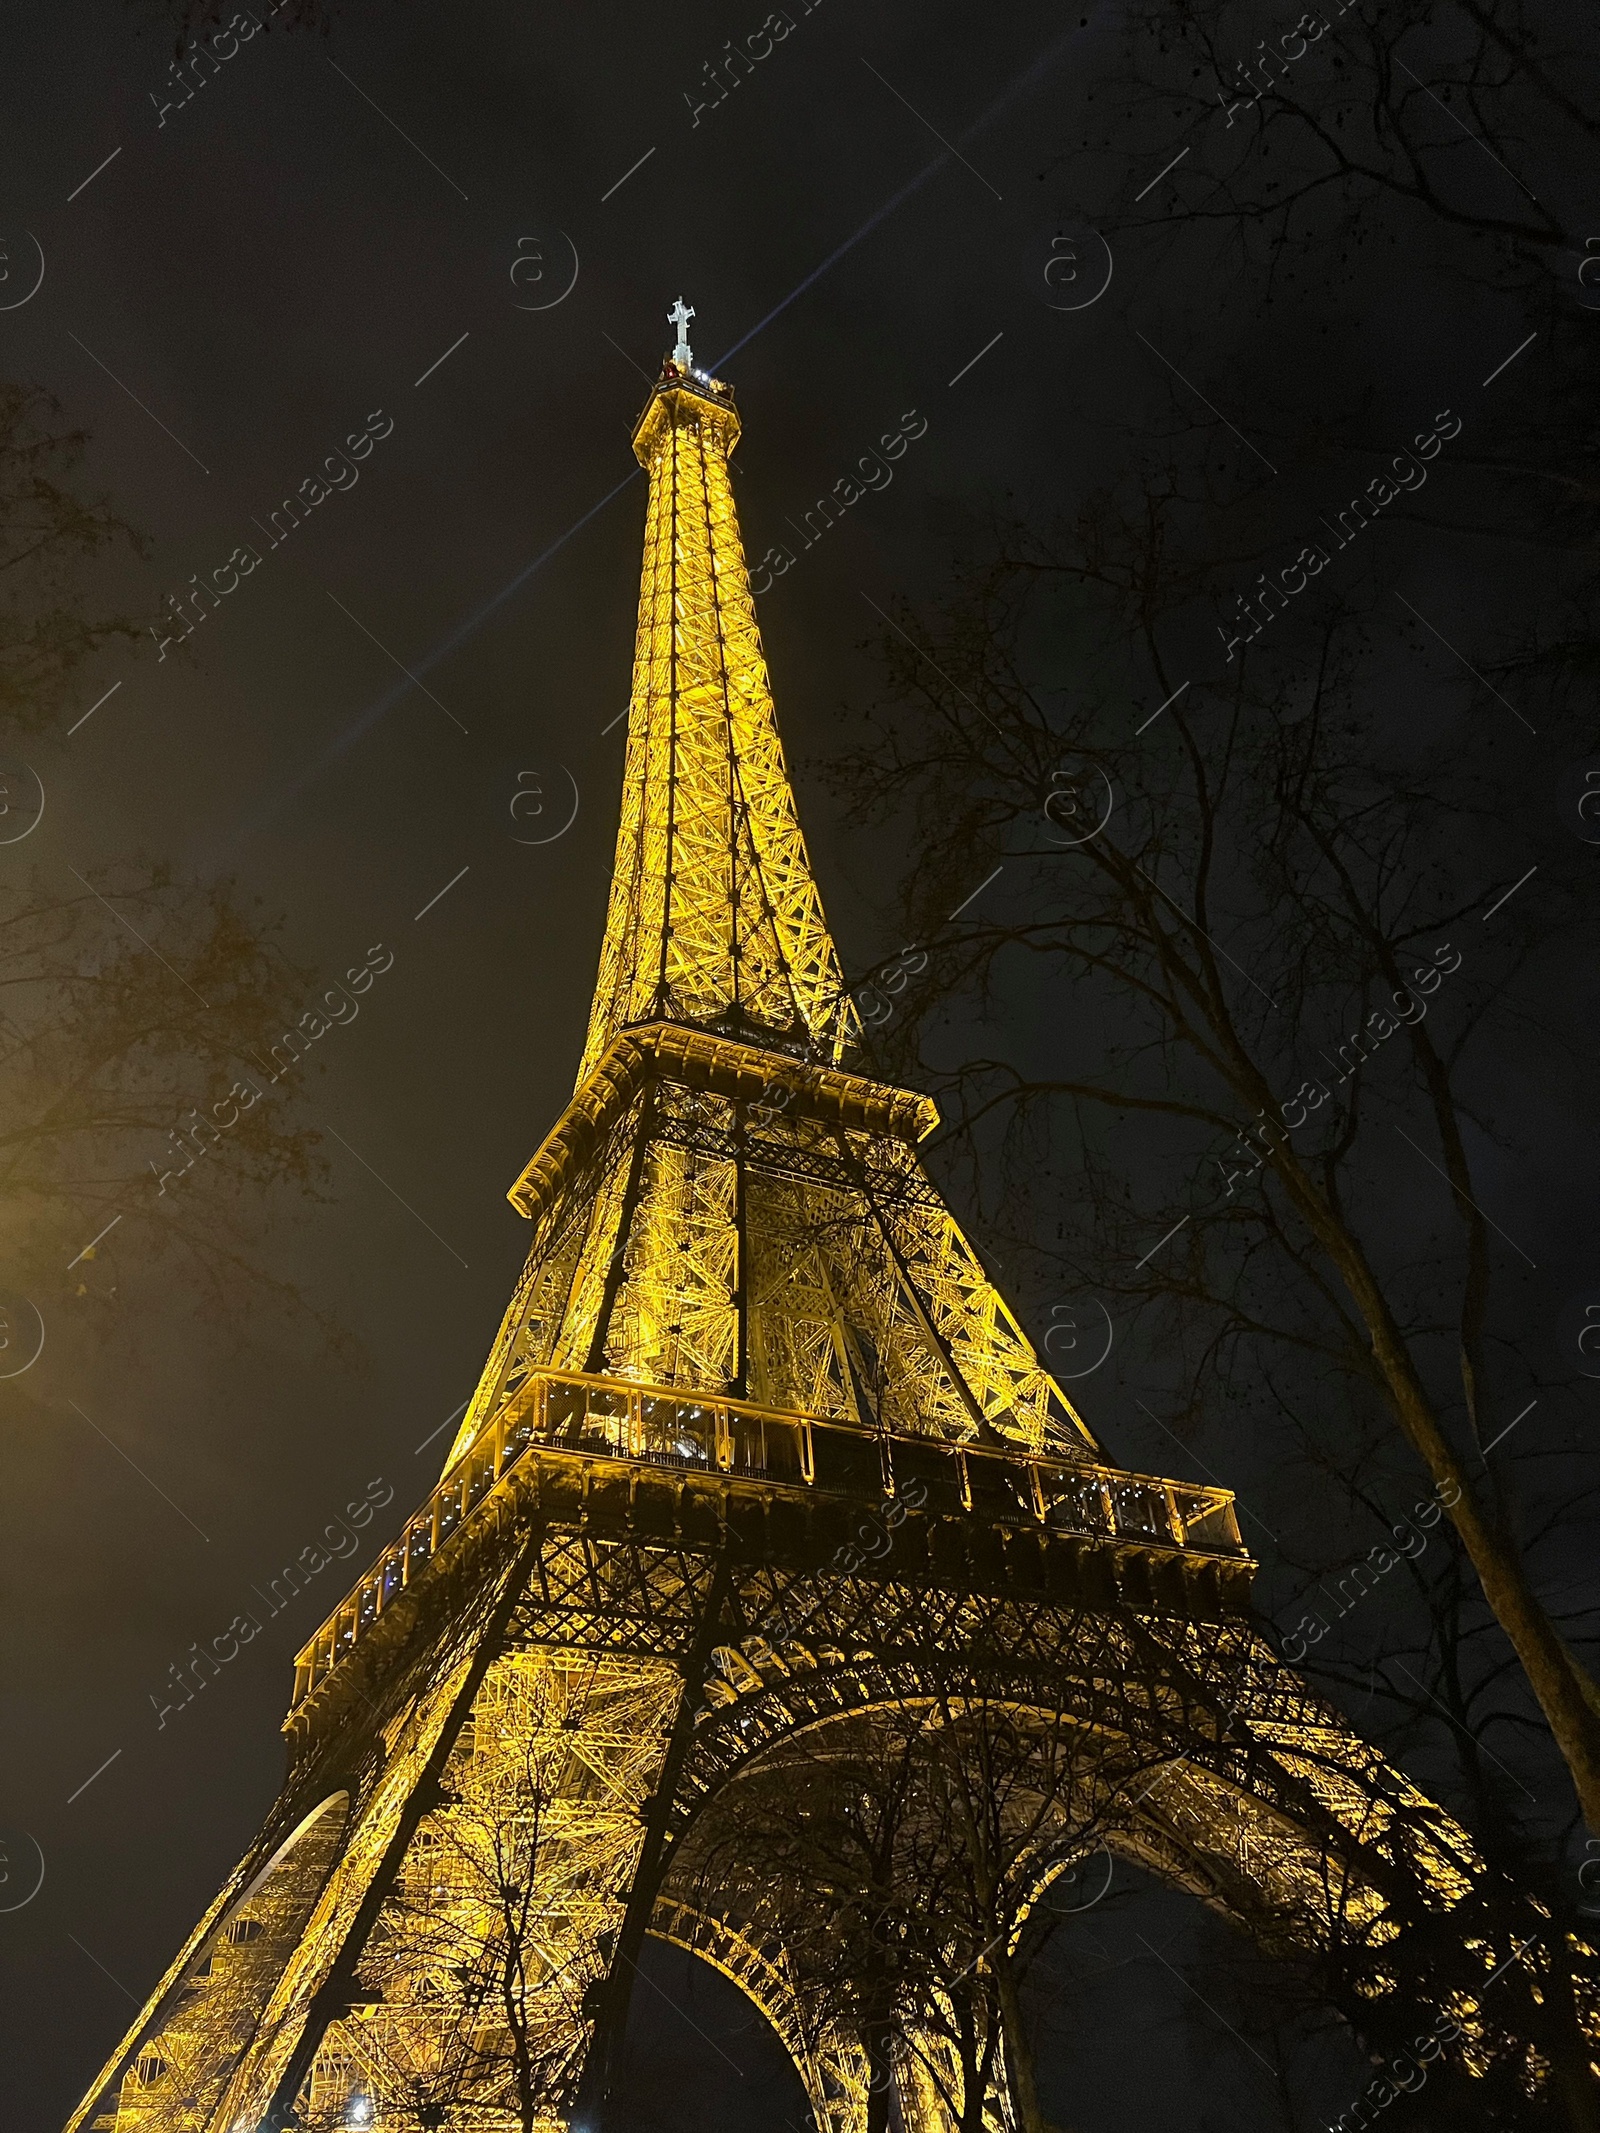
[667,294,695,366]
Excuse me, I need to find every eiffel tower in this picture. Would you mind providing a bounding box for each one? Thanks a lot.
[69,307,1538,2133]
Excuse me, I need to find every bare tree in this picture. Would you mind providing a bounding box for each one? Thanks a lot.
[311,1725,593,2131]
[828,455,1600,1827]
[1072,0,1600,658]
[0,382,344,1338]
[916,1693,1151,2133]
[682,1716,946,2132]
[1272,1413,1600,2128]
[676,1699,1169,2133]
[1088,0,1593,287]
[0,865,338,1333]
[0,382,143,733]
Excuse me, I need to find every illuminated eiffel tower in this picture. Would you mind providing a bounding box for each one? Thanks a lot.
[70,307,1531,2133]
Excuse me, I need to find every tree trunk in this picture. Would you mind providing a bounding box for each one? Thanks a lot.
[865,2023,894,2133]
[1268,1139,1600,1830]
[1360,1281,1600,1831]
[994,1952,1046,2133]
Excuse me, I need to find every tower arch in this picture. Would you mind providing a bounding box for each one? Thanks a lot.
[69,1791,350,2133]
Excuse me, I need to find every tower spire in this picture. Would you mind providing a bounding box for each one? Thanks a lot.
[579,319,858,1082]
[667,294,695,366]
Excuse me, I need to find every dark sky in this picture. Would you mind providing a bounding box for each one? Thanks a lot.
[0,0,1580,2126]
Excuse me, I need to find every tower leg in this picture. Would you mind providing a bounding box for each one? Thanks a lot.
[268,1647,687,2131]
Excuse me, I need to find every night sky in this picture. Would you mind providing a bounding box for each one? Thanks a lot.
[1,0,1591,2127]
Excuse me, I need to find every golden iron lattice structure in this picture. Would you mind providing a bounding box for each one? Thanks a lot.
[67,311,1583,2133]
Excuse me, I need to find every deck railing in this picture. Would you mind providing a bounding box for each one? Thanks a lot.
[291,1366,1245,1708]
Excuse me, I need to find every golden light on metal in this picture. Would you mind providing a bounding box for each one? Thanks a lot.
[66,320,1553,2133]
